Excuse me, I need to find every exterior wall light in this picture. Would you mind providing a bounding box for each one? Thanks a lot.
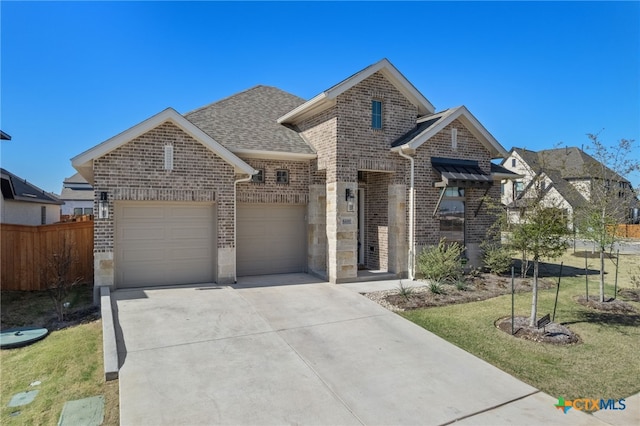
[98,191,109,219]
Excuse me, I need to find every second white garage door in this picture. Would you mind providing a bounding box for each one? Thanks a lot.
[115,202,216,288]
[237,204,306,276]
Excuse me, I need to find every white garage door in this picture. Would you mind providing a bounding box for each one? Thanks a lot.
[237,204,306,276]
[115,202,216,288]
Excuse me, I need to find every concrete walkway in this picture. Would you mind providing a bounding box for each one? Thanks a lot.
[114,274,608,425]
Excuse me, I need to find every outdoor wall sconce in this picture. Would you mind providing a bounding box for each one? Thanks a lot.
[346,188,355,201]
[98,191,109,219]
[346,188,355,212]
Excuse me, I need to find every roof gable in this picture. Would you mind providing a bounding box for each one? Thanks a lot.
[71,108,255,184]
[391,106,508,159]
[278,58,435,124]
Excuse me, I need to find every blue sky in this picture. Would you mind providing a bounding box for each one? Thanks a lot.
[1,1,639,193]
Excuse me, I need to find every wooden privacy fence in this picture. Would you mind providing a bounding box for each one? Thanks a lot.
[611,224,640,239]
[1,221,93,291]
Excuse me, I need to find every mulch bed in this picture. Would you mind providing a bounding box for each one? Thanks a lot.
[495,316,580,345]
[381,273,555,310]
[574,295,638,314]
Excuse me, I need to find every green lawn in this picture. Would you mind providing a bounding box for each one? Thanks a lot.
[1,286,119,425]
[402,253,640,400]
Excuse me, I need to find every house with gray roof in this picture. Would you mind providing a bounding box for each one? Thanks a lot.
[1,168,62,225]
[60,172,94,217]
[500,147,637,228]
[72,58,514,292]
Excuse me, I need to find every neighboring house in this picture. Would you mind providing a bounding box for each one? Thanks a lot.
[60,172,94,216]
[0,168,62,225]
[72,58,514,291]
[501,147,637,228]
[1,130,11,140]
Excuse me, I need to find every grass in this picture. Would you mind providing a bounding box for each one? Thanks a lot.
[402,250,640,400]
[1,286,119,425]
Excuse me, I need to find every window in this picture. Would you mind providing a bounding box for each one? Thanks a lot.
[371,100,382,129]
[439,187,465,247]
[511,158,517,167]
[41,206,46,225]
[84,208,94,215]
[451,128,458,150]
[251,169,264,184]
[276,170,289,184]
[74,207,83,215]
[514,181,524,199]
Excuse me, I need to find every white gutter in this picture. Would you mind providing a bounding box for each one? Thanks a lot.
[397,145,415,280]
[234,173,255,282]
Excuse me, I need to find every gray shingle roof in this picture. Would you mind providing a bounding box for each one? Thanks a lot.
[1,168,63,205]
[184,86,314,155]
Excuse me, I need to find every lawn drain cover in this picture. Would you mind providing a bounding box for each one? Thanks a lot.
[57,395,104,426]
[7,390,39,407]
[1,327,48,349]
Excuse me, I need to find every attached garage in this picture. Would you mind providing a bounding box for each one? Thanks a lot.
[237,204,306,276]
[115,202,216,288]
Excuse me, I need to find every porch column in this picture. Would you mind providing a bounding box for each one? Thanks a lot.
[308,184,327,277]
[326,181,358,283]
[388,184,408,278]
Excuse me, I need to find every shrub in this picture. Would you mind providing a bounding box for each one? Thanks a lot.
[416,239,464,283]
[482,242,513,275]
[429,281,445,294]
[397,281,414,300]
[454,279,467,291]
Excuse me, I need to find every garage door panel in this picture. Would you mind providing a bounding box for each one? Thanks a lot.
[116,202,216,288]
[237,204,305,276]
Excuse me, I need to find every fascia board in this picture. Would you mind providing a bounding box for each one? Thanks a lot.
[405,106,508,159]
[233,149,317,161]
[277,93,328,124]
[71,108,256,181]
[278,58,435,123]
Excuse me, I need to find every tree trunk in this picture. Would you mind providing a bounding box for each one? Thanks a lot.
[529,259,539,327]
[599,249,605,302]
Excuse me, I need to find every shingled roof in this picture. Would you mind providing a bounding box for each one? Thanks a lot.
[1,168,62,205]
[185,85,314,155]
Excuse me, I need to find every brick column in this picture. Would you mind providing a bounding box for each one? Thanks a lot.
[308,184,327,277]
[388,184,408,277]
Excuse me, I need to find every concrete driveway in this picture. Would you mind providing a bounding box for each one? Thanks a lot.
[113,274,603,425]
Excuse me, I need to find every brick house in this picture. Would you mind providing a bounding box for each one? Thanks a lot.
[72,59,512,291]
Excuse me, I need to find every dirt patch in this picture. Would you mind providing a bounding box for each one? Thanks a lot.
[495,316,580,345]
[373,273,555,311]
[1,285,98,332]
[574,295,638,314]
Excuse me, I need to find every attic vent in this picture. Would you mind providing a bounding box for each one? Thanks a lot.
[164,145,174,171]
[451,128,458,150]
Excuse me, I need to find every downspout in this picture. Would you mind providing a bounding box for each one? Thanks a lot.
[234,173,254,283]
[397,145,415,280]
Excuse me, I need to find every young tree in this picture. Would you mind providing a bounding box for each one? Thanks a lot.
[42,236,83,321]
[575,135,639,302]
[508,204,568,326]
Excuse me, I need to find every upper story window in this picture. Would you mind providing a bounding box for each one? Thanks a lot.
[371,100,382,130]
[276,169,289,185]
[511,158,517,167]
[514,181,524,199]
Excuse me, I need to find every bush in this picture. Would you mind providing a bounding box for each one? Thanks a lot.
[429,282,445,295]
[482,243,513,275]
[397,281,414,300]
[416,239,464,283]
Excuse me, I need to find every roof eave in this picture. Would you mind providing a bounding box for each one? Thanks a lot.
[71,108,256,183]
[401,106,508,159]
[233,148,317,161]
